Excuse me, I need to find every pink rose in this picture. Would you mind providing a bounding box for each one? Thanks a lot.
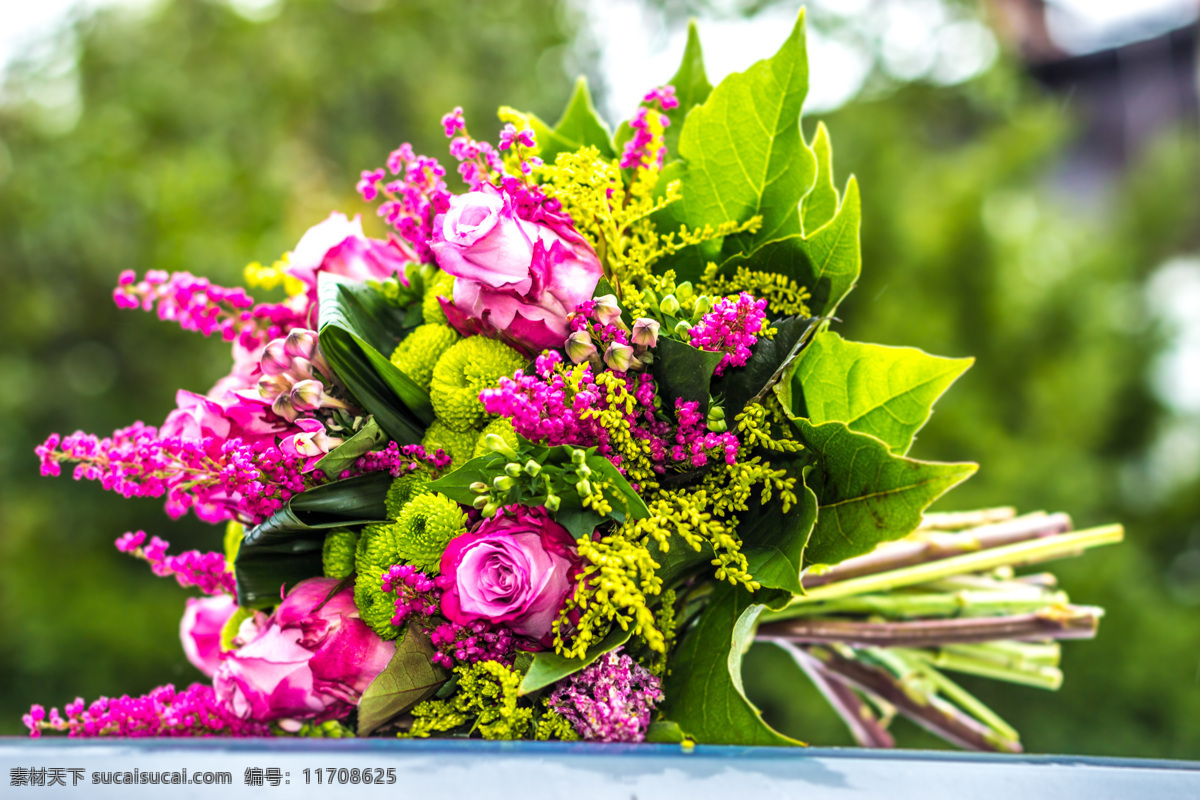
[285,212,411,317]
[437,505,580,646]
[213,578,395,724]
[431,187,602,354]
[180,595,238,678]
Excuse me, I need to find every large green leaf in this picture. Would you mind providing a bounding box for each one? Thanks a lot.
[529,77,616,166]
[318,275,432,444]
[314,416,387,479]
[794,419,977,566]
[710,315,820,419]
[801,122,839,233]
[663,20,713,157]
[649,336,724,412]
[714,176,862,317]
[654,10,816,280]
[518,625,633,695]
[793,331,973,454]
[234,472,392,608]
[660,583,801,745]
[741,469,817,594]
[357,625,448,736]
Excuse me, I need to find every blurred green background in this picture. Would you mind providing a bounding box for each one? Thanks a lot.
[2,0,1198,756]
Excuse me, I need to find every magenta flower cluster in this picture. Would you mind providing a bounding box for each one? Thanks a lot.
[620,85,678,170]
[380,564,515,669]
[113,269,305,351]
[688,291,769,376]
[115,531,235,596]
[357,143,452,264]
[481,350,738,473]
[548,649,663,743]
[23,684,270,738]
[345,441,452,480]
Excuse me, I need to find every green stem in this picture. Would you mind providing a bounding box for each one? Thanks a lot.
[881,649,1022,741]
[919,507,1018,531]
[761,588,1068,621]
[903,646,1063,690]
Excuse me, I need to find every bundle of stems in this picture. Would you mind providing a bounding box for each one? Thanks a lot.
[756,509,1123,752]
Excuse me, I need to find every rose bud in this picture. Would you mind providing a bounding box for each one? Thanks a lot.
[631,318,660,348]
[436,506,580,646]
[565,331,598,364]
[603,341,635,372]
[260,339,293,376]
[593,294,623,326]
[180,594,238,678]
[213,578,395,724]
[283,329,319,361]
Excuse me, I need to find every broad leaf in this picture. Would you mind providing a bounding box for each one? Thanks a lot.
[715,176,861,317]
[794,419,977,566]
[357,625,448,736]
[650,336,724,412]
[234,472,392,608]
[529,77,616,166]
[710,315,820,419]
[518,625,633,695]
[651,531,714,589]
[663,20,713,157]
[794,331,973,454]
[654,11,816,280]
[801,122,839,233]
[315,416,388,479]
[318,275,433,444]
[660,583,801,745]
[645,720,687,743]
[741,468,817,594]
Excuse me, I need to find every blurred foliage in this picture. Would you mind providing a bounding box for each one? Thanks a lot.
[2,0,1200,759]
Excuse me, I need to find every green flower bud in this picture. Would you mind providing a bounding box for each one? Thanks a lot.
[575,479,593,496]
[485,433,519,459]
[571,448,587,466]
[674,320,693,338]
[659,294,681,316]
[469,481,489,494]
[505,462,522,477]
[692,295,713,317]
[493,475,514,492]
[524,460,542,476]
[675,281,695,303]
[544,493,561,512]
[473,495,490,509]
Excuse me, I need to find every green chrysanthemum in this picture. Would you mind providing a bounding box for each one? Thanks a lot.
[394,492,469,574]
[473,417,519,459]
[385,469,431,520]
[389,324,460,391]
[422,419,479,467]
[321,528,359,579]
[422,270,456,325]
[354,523,401,640]
[430,337,525,432]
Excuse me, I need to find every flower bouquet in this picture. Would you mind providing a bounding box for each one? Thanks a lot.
[26,10,1122,749]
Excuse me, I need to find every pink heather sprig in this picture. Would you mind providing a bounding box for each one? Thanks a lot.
[357,143,451,264]
[341,441,453,480]
[113,270,306,351]
[480,350,738,473]
[36,426,310,525]
[548,649,663,743]
[115,531,235,596]
[497,122,544,176]
[381,564,515,668]
[446,110,506,191]
[688,292,769,377]
[23,685,271,738]
[620,85,678,171]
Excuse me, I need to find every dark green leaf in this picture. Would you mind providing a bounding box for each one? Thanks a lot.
[315,417,388,479]
[529,77,616,166]
[801,122,839,233]
[583,453,650,520]
[793,331,973,454]
[660,583,801,745]
[518,625,633,695]
[663,21,713,158]
[651,531,714,590]
[650,336,724,412]
[741,468,817,594]
[711,315,820,418]
[357,625,448,736]
[318,275,433,444]
[427,451,505,505]
[645,720,687,743]
[234,472,392,608]
[793,418,977,565]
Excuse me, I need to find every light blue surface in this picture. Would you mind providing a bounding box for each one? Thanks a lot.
[3,739,1198,798]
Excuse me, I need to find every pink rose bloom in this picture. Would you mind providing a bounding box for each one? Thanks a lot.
[285,212,410,299]
[430,187,602,354]
[437,505,580,646]
[161,390,232,442]
[180,594,238,678]
[213,578,395,724]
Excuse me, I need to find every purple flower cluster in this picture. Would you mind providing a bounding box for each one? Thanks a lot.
[23,684,271,738]
[480,350,738,473]
[113,270,305,351]
[548,649,663,742]
[381,564,514,669]
[357,143,452,264]
[345,441,452,480]
[445,110,506,191]
[688,292,769,376]
[115,531,234,596]
[620,85,679,170]
[35,425,308,524]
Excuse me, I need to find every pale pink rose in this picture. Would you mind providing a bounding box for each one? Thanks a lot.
[213,578,395,724]
[285,212,410,296]
[431,187,602,354]
[180,595,238,678]
[437,506,579,646]
[161,391,232,442]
